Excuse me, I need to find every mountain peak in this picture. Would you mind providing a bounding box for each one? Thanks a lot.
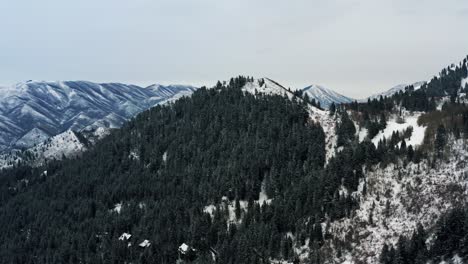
[301,84,354,108]
[241,78,295,100]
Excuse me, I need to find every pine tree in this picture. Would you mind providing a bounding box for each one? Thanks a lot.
[400,139,407,153]
[337,111,356,146]
[434,124,447,158]
[379,113,387,130]
[380,244,390,264]
[235,198,242,220]
[303,93,310,105]
[329,103,336,116]
[407,145,414,162]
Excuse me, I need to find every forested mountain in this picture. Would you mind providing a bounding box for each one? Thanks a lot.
[0,81,197,152]
[0,55,467,264]
[331,55,468,264]
[0,77,334,263]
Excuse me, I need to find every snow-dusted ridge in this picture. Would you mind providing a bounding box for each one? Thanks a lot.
[301,84,354,109]
[0,128,104,168]
[0,81,197,168]
[241,78,295,99]
[366,81,426,101]
[0,80,197,152]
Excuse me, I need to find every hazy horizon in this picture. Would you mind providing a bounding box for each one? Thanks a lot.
[1,0,467,98]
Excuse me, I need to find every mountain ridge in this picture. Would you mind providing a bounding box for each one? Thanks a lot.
[301,84,354,108]
[366,81,426,101]
[0,80,197,152]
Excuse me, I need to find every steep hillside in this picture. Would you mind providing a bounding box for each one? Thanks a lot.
[324,137,467,263]
[331,55,468,264]
[242,78,338,163]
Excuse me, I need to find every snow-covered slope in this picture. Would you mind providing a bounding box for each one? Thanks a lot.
[462,77,468,89]
[0,126,114,169]
[371,112,426,148]
[0,81,197,152]
[0,129,90,168]
[367,81,426,101]
[242,78,295,99]
[301,84,354,109]
[308,105,337,163]
[325,138,468,264]
[27,130,86,164]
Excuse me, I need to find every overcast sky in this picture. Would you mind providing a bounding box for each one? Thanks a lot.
[0,0,467,98]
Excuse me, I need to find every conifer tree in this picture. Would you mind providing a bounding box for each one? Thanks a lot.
[407,145,414,162]
[329,102,336,116]
[434,124,447,158]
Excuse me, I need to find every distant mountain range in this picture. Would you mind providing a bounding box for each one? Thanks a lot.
[299,81,429,108]
[0,81,197,152]
[366,81,426,101]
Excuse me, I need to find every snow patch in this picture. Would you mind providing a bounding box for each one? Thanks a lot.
[119,233,132,241]
[258,181,273,205]
[451,255,464,264]
[203,180,273,224]
[462,77,468,89]
[371,113,426,148]
[139,240,151,248]
[112,203,122,214]
[92,127,110,139]
[203,204,217,218]
[436,97,451,111]
[179,243,189,254]
[358,128,368,142]
[128,150,139,160]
